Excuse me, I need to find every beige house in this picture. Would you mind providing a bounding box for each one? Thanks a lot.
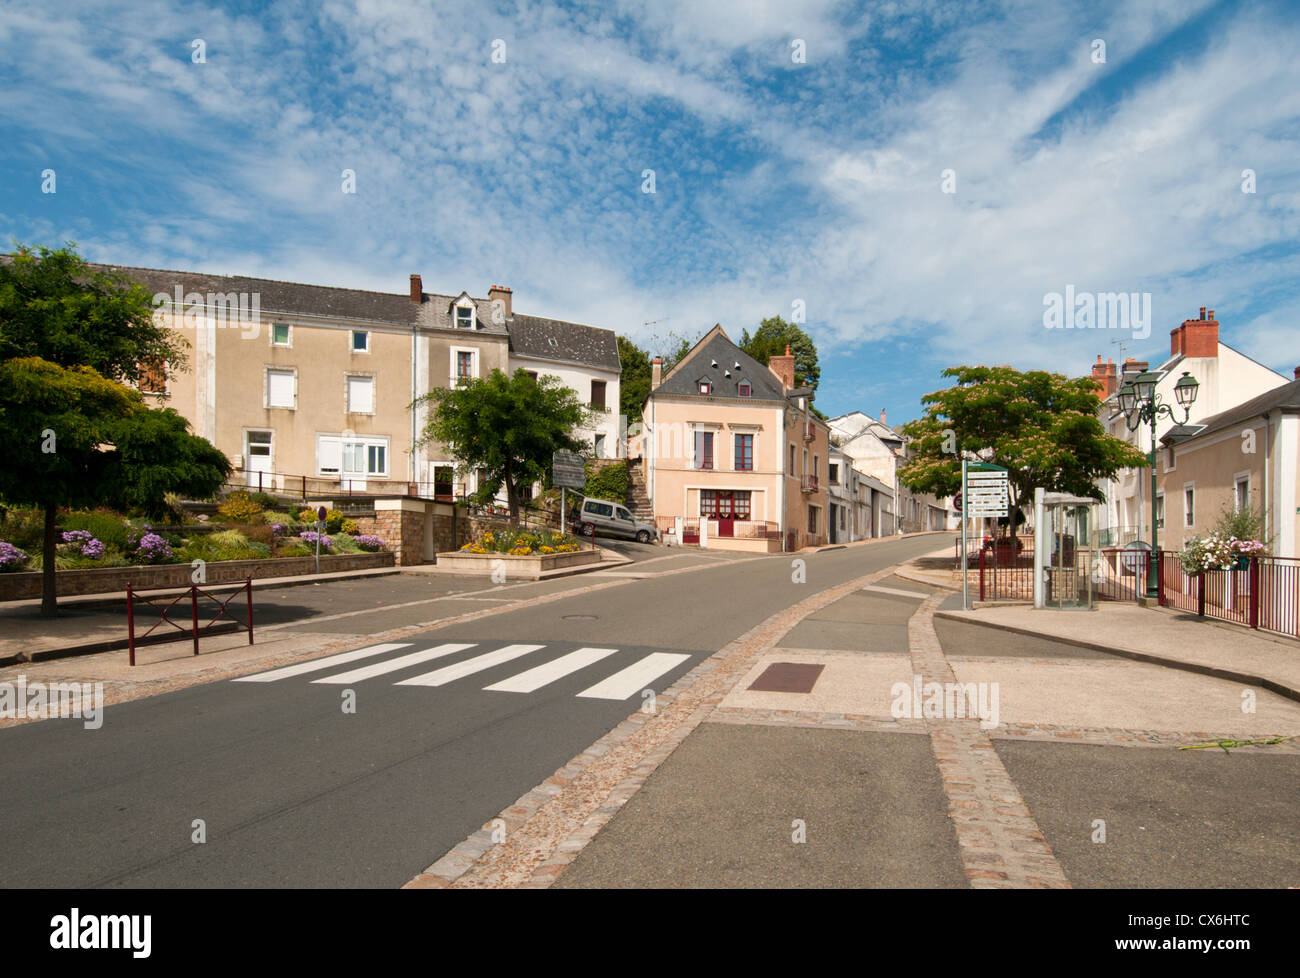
[1156,375,1300,557]
[635,326,830,552]
[112,264,618,501]
[1092,308,1291,545]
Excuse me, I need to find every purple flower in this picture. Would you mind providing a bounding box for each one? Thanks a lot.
[134,533,174,564]
[353,535,385,552]
[61,530,105,559]
[0,541,28,571]
[298,531,332,551]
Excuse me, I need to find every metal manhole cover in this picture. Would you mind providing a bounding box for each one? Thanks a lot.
[748,662,825,693]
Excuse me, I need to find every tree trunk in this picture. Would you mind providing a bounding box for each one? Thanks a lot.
[40,502,58,618]
[504,471,519,523]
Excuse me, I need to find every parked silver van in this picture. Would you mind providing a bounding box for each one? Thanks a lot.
[576,496,658,543]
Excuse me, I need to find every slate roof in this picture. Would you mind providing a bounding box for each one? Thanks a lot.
[1161,378,1300,445]
[86,263,511,335]
[508,314,620,371]
[655,328,787,400]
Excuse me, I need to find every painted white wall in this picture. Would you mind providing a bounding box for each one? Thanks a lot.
[510,355,622,458]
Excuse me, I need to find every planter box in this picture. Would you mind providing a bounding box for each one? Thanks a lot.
[434,548,601,579]
[0,551,394,601]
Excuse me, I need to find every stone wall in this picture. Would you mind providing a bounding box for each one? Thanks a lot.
[0,552,394,601]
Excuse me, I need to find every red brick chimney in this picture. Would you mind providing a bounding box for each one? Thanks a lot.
[409,274,422,303]
[488,284,512,319]
[879,408,887,426]
[1121,356,1149,377]
[1091,354,1119,398]
[768,344,796,391]
[1170,306,1219,358]
[651,357,663,390]
[1294,366,1300,381]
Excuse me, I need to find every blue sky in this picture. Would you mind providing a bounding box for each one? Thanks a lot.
[3,0,1299,423]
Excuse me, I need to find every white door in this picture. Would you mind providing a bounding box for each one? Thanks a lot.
[246,431,273,489]
[341,441,366,492]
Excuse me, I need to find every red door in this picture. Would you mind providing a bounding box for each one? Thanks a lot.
[716,491,735,537]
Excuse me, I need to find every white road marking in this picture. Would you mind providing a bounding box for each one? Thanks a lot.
[576,652,691,700]
[484,647,619,693]
[397,644,545,687]
[860,584,930,599]
[232,643,411,682]
[311,644,475,684]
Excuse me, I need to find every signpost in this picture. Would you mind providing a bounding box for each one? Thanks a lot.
[315,505,327,574]
[552,451,586,534]
[961,463,1010,610]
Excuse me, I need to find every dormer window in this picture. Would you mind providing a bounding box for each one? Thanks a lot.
[699,380,712,396]
[738,381,751,397]
[456,306,474,329]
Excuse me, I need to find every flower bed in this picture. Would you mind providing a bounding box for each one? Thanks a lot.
[1178,533,1268,575]
[457,526,583,557]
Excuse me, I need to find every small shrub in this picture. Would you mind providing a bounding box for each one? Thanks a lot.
[265,511,294,525]
[323,509,346,534]
[0,506,46,551]
[218,492,266,525]
[341,518,360,535]
[329,533,362,554]
[60,530,105,559]
[296,508,317,523]
[298,530,332,551]
[353,535,385,552]
[61,511,130,551]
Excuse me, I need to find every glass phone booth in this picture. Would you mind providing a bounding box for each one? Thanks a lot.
[1032,490,1098,610]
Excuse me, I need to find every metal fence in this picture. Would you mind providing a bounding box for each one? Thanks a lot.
[1156,552,1300,640]
[225,469,465,501]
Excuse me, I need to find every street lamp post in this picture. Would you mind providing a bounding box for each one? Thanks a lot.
[1118,370,1199,597]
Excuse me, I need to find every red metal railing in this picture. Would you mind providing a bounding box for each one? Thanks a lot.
[977,548,1036,601]
[801,475,819,492]
[1157,553,1299,640]
[126,577,254,665]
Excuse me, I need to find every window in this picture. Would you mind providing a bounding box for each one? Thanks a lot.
[616,506,633,522]
[839,507,846,530]
[738,381,751,397]
[1235,477,1250,512]
[789,444,796,473]
[455,305,474,329]
[694,430,714,470]
[525,370,538,382]
[734,434,753,471]
[701,490,751,519]
[457,351,473,380]
[267,368,295,408]
[1184,485,1195,528]
[351,330,369,353]
[584,501,614,518]
[699,380,712,396]
[591,380,607,410]
[1155,493,1165,530]
[346,375,374,413]
[807,506,818,534]
[272,323,290,346]
[594,433,607,457]
[139,359,166,394]
[829,463,839,484]
[317,434,388,477]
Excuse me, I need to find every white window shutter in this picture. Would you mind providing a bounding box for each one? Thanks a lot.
[318,437,342,474]
[268,369,294,407]
[347,376,374,413]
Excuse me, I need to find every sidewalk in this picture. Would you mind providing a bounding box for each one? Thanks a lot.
[895,543,1300,703]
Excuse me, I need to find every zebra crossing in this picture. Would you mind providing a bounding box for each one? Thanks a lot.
[232,641,692,701]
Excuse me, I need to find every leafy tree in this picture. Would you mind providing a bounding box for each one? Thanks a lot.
[0,243,186,384]
[740,315,820,390]
[899,365,1148,541]
[0,357,230,617]
[416,368,594,521]
[617,335,651,423]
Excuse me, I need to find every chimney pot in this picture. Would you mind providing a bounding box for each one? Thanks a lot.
[651,356,663,390]
[1294,366,1300,381]
[1200,306,1206,319]
[487,284,513,319]
[879,409,887,425]
[409,274,422,303]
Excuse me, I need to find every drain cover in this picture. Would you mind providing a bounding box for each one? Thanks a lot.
[562,614,598,621]
[748,662,824,693]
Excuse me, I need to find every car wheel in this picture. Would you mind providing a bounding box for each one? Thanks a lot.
[636,529,651,544]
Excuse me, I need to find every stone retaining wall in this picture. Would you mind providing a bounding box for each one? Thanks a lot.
[0,552,394,601]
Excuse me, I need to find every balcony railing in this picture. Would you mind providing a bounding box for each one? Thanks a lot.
[801,475,819,492]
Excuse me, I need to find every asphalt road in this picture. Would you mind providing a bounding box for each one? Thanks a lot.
[0,534,948,888]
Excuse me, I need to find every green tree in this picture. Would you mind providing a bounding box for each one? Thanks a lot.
[899,365,1148,541]
[416,368,594,521]
[0,357,230,617]
[0,243,187,383]
[617,335,651,423]
[739,315,820,390]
